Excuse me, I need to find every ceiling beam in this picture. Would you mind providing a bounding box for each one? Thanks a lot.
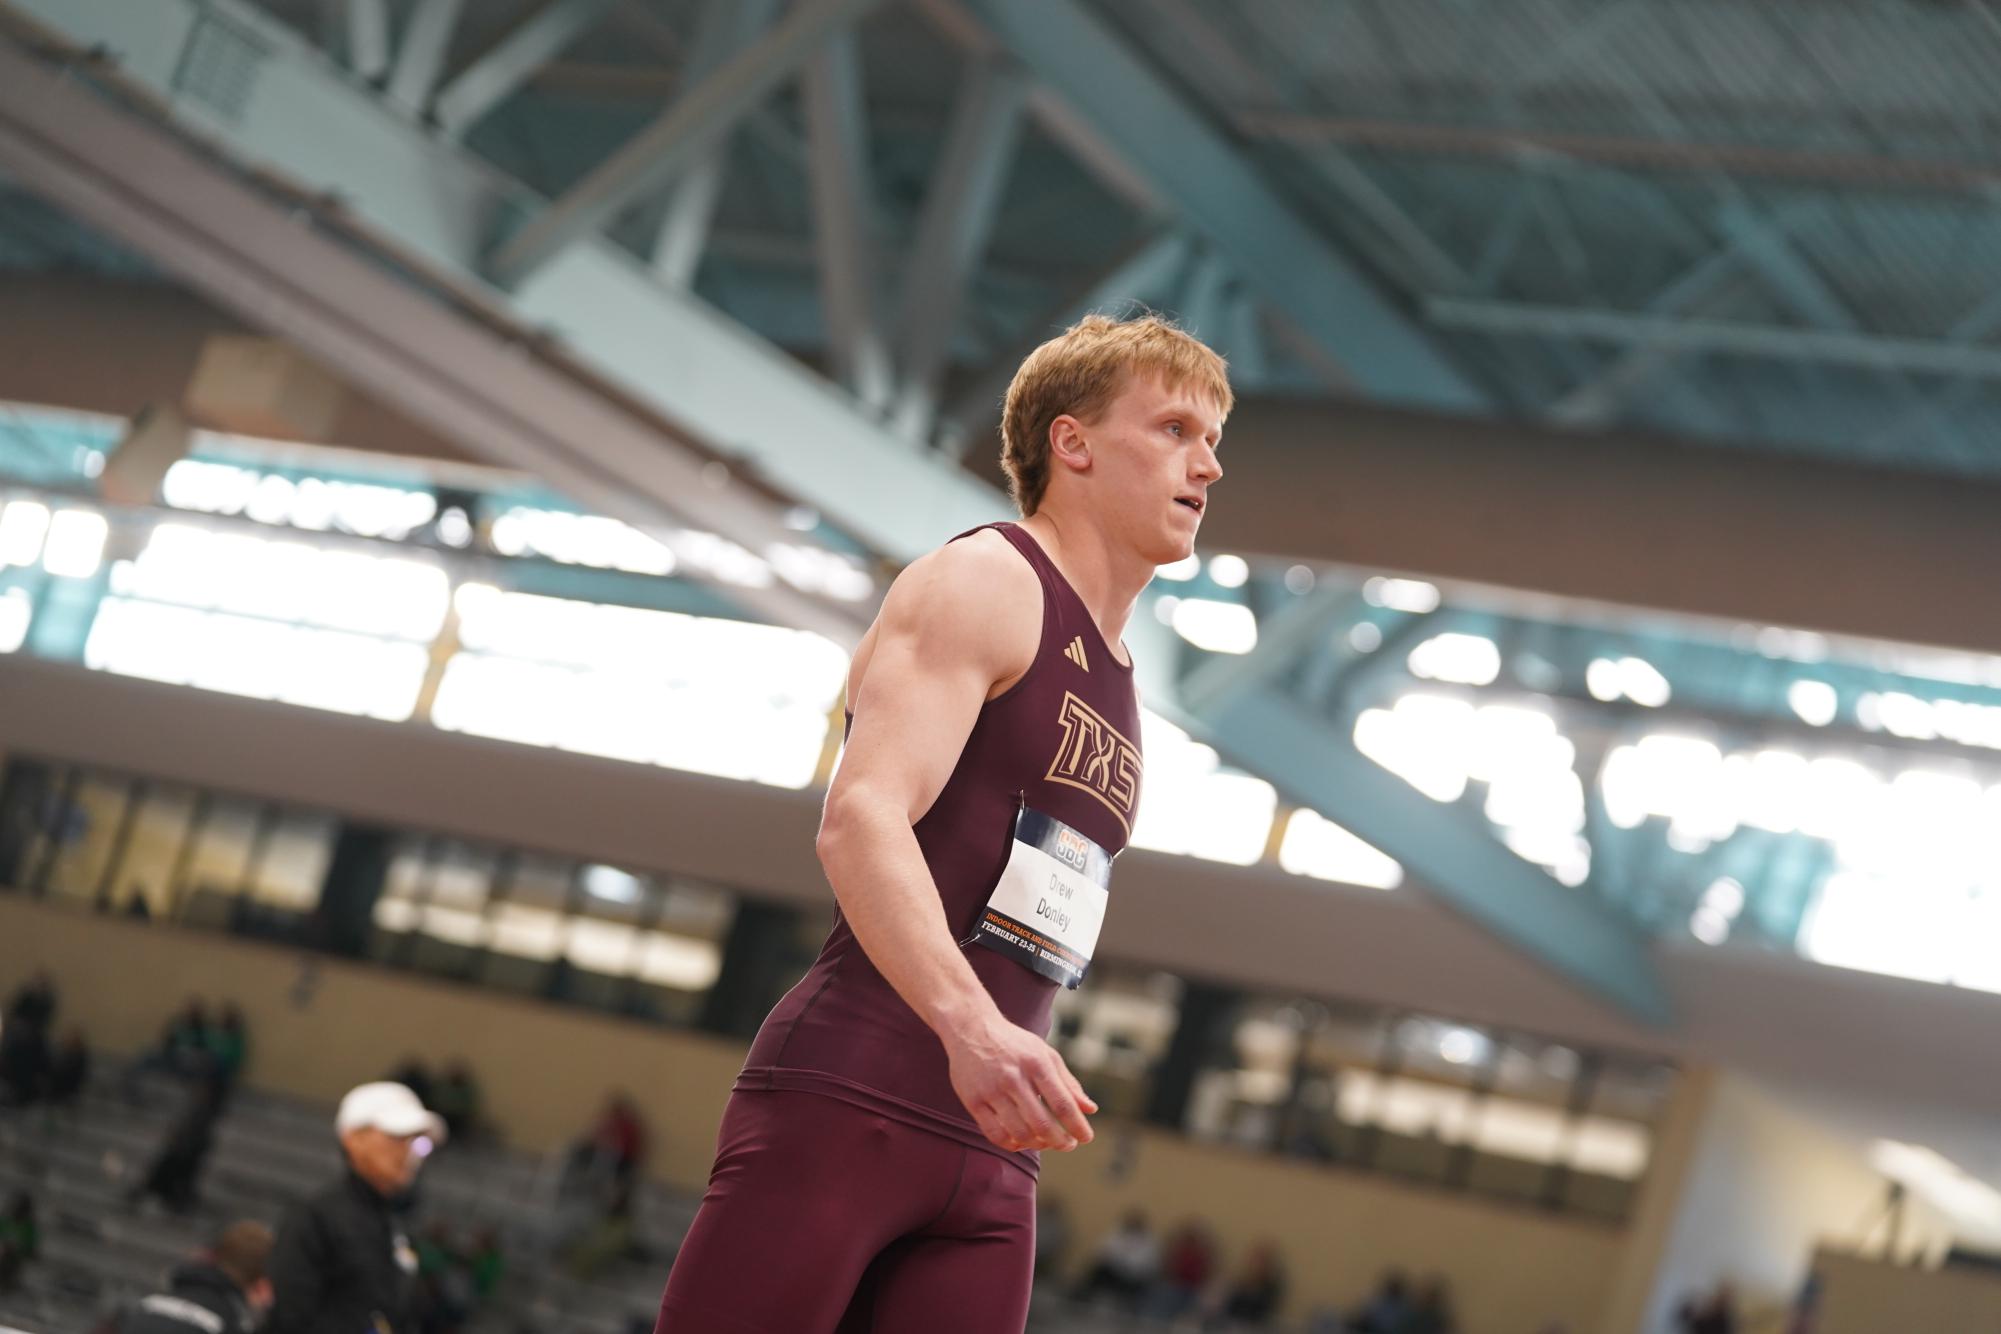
[642,0,782,289]
[942,0,1491,414]
[887,54,1027,441]
[801,27,892,412]
[0,31,865,643]
[344,0,391,80]
[486,0,883,286]
[1238,111,2001,194]
[385,0,463,116]
[1427,297,2001,380]
[432,0,619,140]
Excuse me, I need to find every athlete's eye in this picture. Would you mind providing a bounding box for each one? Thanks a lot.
[1166,421,1184,437]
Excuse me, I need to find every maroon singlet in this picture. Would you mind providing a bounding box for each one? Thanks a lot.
[735,522,1145,1177]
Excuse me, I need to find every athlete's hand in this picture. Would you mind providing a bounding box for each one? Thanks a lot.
[943,1013,1097,1153]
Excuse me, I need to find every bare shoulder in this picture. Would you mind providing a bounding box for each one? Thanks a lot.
[921,528,1036,594]
[872,529,1040,681]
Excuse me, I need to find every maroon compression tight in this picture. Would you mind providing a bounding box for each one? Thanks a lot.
[655,1089,1037,1333]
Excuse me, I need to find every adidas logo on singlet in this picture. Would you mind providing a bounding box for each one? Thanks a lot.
[1063,636,1089,672]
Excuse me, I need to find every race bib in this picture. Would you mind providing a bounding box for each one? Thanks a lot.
[970,806,1111,988]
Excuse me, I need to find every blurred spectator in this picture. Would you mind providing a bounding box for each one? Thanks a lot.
[431,1061,481,1143]
[122,999,215,1103]
[412,1223,476,1334]
[1399,1275,1457,1334]
[5,973,55,1031]
[407,1222,503,1334]
[562,1177,637,1280]
[1033,1195,1071,1278]
[0,1190,36,1293]
[1349,1269,1411,1332]
[588,1093,647,1181]
[266,1082,445,1334]
[108,1220,273,1334]
[389,1058,435,1111]
[48,1029,90,1110]
[129,1075,228,1214]
[465,1227,504,1303]
[1145,1219,1217,1320]
[1213,1240,1286,1329]
[163,1000,213,1071]
[1677,1282,1739,1334]
[206,1004,249,1089]
[0,1003,51,1106]
[1072,1209,1159,1310]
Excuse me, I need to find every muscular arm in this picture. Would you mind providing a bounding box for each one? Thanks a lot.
[816,535,1096,1153]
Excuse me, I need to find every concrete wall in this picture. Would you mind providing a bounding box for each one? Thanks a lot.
[1814,1247,2001,1333]
[1629,1074,1954,1333]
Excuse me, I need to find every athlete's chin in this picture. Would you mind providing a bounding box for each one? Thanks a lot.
[1150,526,1198,565]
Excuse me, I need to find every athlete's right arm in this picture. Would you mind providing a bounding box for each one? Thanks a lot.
[816,536,1097,1154]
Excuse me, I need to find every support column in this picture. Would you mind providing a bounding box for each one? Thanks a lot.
[0,758,54,889]
[315,821,395,958]
[698,898,803,1038]
[1143,979,1239,1132]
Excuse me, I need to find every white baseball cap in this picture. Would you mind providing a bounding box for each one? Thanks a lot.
[335,1082,447,1144]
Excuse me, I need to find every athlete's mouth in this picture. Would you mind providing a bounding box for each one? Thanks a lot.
[1174,496,1204,514]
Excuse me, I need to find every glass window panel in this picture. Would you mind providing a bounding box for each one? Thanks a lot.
[381,835,436,905]
[427,841,499,912]
[248,810,334,911]
[502,853,575,912]
[1489,1037,1583,1110]
[38,774,133,907]
[420,904,486,947]
[101,784,199,919]
[635,932,721,991]
[174,798,266,928]
[484,902,565,961]
[1303,1005,1393,1073]
[1468,1096,1567,1163]
[373,896,421,932]
[0,586,31,652]
[573,864,647,918]
[1570,1118,1651,1180]
[1592,1060,1677,1125]
[655,878,736,940]
[565,917,639,974]
[1390,1016,1497,1093]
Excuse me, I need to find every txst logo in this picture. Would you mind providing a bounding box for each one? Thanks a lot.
[1044,692,1141,834]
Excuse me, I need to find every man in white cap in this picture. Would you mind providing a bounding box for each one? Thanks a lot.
[264,1081,445,1334]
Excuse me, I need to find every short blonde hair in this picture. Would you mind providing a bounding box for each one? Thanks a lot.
[999,313,1232,516]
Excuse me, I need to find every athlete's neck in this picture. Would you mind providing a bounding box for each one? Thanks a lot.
[1015,511,1148,660]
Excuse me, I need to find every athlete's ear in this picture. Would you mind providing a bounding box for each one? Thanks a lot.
[1048,413,1091,475]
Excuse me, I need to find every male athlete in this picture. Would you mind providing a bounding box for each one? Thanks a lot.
[656,314,1229,1332]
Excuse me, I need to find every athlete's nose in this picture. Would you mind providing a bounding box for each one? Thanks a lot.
[1192,442,1222,486]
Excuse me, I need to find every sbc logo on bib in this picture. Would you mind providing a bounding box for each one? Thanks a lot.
[1054,827,1091,870]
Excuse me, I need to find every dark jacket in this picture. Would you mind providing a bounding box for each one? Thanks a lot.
[113,1263,254,1334]
[266,1170,415,1334]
